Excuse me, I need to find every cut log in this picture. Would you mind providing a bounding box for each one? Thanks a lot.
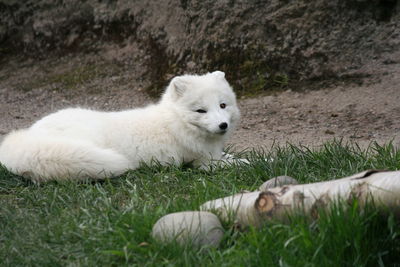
[201,170,400,228]
[151,211,224,247]
[258,175,299,190]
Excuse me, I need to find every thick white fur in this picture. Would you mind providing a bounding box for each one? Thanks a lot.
[0,71,240,182]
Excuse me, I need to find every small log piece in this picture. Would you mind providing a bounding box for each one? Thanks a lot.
[201,170,400,228]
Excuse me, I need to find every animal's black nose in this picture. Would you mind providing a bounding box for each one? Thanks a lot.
[219,122,228,130]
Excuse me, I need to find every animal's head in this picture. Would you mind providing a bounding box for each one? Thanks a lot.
[161,71,240,138]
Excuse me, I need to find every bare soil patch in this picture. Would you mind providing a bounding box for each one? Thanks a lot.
[1,51,400,150]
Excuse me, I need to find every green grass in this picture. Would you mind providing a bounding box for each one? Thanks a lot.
[1,141,400,266]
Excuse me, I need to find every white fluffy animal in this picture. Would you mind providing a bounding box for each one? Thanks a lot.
[0,71,241,182]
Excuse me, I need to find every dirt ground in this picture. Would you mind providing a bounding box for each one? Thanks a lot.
[1,51,400,151]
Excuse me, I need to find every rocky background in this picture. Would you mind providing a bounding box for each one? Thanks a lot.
[1,0,400,149]
[1,0,399,95]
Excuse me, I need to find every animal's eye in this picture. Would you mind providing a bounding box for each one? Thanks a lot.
[220,103,226,109]
[196,109,207,113]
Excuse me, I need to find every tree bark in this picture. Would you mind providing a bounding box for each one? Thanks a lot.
[201,170,400,228]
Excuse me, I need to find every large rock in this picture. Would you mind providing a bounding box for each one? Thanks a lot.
[151,211,224,247]
[1,0,399,94]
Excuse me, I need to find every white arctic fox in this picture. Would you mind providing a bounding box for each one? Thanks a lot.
[0,71,242,182]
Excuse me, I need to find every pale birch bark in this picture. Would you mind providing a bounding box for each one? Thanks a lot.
[201,170,400,228]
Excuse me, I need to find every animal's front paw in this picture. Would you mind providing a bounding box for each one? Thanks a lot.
[222,152,250,165]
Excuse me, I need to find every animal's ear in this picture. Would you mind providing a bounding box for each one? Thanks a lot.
[212,71,226,80]
[169,76,189,98]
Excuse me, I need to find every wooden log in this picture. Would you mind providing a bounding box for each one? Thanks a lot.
[201,170,400,228]
[151,211,224,247]
[258,175,299,191]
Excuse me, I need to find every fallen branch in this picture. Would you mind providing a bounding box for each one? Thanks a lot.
[201,170,400,228]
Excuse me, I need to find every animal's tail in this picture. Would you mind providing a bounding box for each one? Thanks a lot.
[0,129,131,182]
